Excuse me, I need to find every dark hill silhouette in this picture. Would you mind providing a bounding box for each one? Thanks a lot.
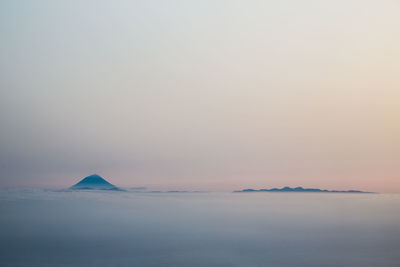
[70,174,120,190]
[234,186,371,193]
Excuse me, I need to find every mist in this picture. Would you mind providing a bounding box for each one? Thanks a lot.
[1,190,399,266]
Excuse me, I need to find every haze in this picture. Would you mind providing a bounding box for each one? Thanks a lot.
[1,190,399,267]
[0,0,399,192]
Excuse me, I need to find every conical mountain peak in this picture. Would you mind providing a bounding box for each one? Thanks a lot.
[70,174,120,190]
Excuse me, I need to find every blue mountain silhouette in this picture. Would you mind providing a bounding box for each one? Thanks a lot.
[234,186,371,193]
[70,174,120,190]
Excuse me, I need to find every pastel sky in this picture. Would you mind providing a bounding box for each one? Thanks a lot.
[0,0,399,192]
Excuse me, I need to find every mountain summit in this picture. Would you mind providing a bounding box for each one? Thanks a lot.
[70,174,120,190]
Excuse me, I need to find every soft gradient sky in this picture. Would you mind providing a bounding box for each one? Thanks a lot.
[0,0,399,192]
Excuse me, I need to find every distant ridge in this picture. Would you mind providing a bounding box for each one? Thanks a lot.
[234,186,372,193]
[70,174,121,190]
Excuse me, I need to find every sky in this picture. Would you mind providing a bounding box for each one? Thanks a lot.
[0,0,399,192]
